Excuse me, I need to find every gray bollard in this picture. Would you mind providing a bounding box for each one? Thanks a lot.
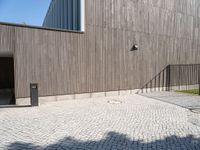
[30,83,39,106]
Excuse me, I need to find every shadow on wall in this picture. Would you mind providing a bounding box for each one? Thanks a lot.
[7,132,200,150]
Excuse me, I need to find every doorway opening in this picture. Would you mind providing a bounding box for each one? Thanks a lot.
[0,57,15,105]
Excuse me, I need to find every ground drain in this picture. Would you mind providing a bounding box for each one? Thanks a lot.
[107,99,122,104]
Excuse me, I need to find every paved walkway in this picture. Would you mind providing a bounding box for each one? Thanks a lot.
[141,92,200,112]
[0,94,200,150]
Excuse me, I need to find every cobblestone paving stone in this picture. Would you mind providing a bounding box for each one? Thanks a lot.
[0,94,200,150]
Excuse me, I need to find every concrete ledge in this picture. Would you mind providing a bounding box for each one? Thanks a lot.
[90,92,105,98]
[75,93,91,99]
[131,89,139,94]
[138,87,167,93]
[39,96,57,103]
[105,91,120,97]
[120,90,131,96]
[137,84,199,94]
[16,89,139,105]
[170,85,199,91]
[16,98,31,106]
[57,95,74,101]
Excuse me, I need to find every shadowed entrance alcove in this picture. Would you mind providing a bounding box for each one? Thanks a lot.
[0,57,15,105]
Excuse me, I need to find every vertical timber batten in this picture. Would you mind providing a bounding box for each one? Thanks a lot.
[0,0,200,101]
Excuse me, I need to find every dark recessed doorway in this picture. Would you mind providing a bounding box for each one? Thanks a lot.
[0,57,15,105]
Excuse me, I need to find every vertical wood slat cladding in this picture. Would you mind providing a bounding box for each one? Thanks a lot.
[0,25,15,54]
[1,0,200,98]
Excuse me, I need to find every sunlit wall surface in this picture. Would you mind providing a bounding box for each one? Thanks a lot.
[43,0,84,31]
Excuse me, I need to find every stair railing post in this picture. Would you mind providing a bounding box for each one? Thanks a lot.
[166,65,171,92]
[198,65,200,96]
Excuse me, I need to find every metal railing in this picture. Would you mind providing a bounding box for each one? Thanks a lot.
[137,64,200,95]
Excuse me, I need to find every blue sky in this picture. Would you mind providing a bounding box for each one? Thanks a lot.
[0,0,51,26]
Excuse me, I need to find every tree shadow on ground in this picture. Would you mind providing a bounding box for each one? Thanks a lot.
[7,132,200,150]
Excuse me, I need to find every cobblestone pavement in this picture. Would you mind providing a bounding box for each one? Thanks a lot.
[0,94,200,150]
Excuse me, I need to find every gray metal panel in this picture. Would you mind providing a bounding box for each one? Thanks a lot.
[68,0,72,29]
[43,0,81,31]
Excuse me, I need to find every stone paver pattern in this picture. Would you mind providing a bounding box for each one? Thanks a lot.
[141,92,200,110]
[0,94,200,150]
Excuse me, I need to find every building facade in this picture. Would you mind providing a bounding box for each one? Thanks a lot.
[0,0,200,105]
[43,0,85,32]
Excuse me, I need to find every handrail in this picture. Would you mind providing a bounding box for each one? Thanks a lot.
[137,65,170,94]
[137,64,200,95]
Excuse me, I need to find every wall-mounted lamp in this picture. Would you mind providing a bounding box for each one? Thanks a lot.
[131,44,138,51]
